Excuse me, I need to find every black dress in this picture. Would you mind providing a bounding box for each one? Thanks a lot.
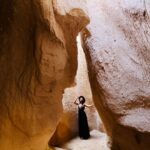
[78,104,90,139]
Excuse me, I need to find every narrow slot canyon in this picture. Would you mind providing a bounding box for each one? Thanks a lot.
[0,0,150,150]
[48,34,109,150]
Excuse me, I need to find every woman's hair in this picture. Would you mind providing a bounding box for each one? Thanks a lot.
[79,96,86,104]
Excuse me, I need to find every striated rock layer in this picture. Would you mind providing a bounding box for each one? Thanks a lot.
[0,0,89,150]
[82,0,150,149]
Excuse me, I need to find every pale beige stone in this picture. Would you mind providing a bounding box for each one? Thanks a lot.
[82,0,150,149]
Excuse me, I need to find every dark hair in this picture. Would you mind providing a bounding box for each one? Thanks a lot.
[78,96,85,104]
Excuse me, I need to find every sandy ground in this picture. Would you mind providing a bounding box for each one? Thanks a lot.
[48,130,110,150]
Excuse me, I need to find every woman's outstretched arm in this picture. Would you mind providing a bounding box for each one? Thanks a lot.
[85,104,94,108]
[74,98,79,105]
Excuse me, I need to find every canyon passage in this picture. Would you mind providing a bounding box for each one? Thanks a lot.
[0,0,150,150]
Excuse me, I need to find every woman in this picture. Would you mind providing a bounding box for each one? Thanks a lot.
[74,96,93,139]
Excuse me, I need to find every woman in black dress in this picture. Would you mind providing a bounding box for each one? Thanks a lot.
[74,96,93,139]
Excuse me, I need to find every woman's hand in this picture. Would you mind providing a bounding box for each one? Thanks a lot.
[85,104,94,108]
[74,98,79,105]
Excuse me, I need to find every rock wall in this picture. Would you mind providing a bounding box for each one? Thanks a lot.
[81,0,150,149]
[0,0,89,150]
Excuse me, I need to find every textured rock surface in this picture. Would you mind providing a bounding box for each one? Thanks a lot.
[0,1,89,150]
[82,0,150,149]
[49,35,103,146]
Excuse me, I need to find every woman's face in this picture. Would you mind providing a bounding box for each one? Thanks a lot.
[79,97,83,102]
[79,97,85,104]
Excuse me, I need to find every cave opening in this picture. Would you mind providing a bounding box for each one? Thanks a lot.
[48,34,109,150]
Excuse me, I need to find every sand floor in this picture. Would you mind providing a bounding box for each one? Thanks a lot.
[48,130,110,150]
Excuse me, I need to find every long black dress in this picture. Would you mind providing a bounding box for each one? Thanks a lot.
[78,104,90,139]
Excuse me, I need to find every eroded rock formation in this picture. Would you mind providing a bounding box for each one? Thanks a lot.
[82,0,150,149]
[0,0,89,150]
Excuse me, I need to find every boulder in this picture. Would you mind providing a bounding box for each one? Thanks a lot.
[82,0,150,149]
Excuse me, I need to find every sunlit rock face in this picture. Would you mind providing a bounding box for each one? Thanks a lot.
[82,0,150,149]
[0,1,89,150]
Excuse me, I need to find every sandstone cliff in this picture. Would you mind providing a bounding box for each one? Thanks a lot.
[0,0,89,150]
[82,0,150,149]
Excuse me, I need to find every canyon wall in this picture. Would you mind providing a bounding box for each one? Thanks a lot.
[82,0,150,149]
[0,0,89,150]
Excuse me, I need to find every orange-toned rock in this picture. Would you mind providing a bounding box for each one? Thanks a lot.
[0,0,89,150]
[82,0,150,149]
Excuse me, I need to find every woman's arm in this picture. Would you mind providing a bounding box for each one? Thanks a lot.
[85,104,94,108]
[74,98,79,105]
